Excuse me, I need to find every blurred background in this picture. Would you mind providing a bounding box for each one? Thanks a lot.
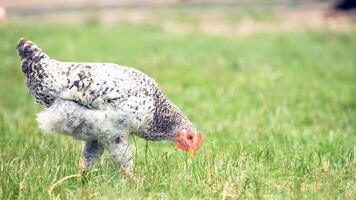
[0,0,355,199]
[1,0,355,34]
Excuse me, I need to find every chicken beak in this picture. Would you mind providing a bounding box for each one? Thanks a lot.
[188,148,196,157]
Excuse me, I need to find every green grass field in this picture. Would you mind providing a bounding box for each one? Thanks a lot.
[0,19,355,199]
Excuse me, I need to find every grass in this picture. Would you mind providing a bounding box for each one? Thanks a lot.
[0,19,355,199]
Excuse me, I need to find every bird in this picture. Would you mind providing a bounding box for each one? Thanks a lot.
[334,0,356,11]
[16,38,203,173]
[326,0,356,17]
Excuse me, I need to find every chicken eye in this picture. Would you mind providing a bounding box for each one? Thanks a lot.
[187,135,193,140]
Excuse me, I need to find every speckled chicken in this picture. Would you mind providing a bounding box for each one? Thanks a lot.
[16,38,203,172]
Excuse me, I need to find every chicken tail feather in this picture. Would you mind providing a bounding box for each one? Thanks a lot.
[16,38,48,74]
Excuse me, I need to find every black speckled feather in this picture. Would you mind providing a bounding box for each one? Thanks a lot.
[16,38,195,140]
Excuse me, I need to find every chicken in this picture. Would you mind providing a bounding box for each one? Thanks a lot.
[16,38,203,173]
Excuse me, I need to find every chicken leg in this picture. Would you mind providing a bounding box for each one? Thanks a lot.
[79,140,104,171]
[104,135,133,175]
